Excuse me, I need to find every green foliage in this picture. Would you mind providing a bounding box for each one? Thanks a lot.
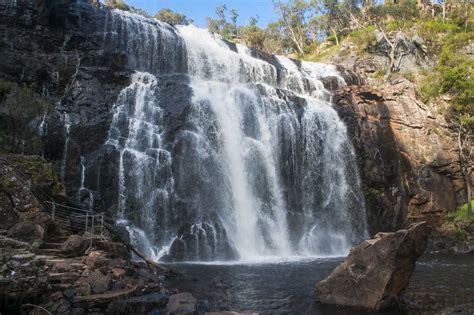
[0,79,53,152]
[50,181,64,195]
[239,24,268,51]
[130,7,150,18]
[453,228,466,242]
[366,0,419,30]
[154,8,192,26]
[3,179,16,190]
[448,200,474,222]
[363,186,385,201]
[346,25,377,51]
[420,29,474,120]
[104,0,129,11]
[0,79,15,100]
[207,4,239,40]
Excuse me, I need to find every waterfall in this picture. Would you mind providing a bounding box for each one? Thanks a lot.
[60,112,71,183]
[101,12,368,262]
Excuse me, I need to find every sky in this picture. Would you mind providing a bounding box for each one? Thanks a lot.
[126,0,278,27]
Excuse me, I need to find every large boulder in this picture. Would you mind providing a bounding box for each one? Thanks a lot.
[0,191,18,230]
[61,234,90,257]
[7,222,45,248]
[315,222,430,310]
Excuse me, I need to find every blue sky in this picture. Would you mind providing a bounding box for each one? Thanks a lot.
[126,0,277,27]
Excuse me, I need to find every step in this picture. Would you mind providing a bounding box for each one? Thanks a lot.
[36,248,64,256]
[48,236,70,242]
[42,242,63,250]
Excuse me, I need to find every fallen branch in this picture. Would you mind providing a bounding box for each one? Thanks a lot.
[21,304,52,315]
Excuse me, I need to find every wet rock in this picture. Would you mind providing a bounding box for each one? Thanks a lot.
[0,191,19,230]
[83,251,111,270]
[88,270,111,294]
[7,222,45,247]
[93,240,130,260]
[166,214,239,262]
[111,268,126,279]
[315,222,430,310]
[166,293,196,315]
[62,235,90,257]
[53,261,73,273]
[107,293,169,314]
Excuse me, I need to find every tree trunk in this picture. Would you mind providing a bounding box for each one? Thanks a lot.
[331,27,339,46]
[466,172,472,217]
[458,126,473,217]
[442,2,446,21]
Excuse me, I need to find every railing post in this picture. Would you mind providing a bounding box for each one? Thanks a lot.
[52,202,56,221]
[100,215,104,237]
[92,215,95,236]
[85,213,89,235]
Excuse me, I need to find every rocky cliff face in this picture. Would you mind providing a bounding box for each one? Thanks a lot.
[328,35,472,235]
[334,82,464,233]
[0,1,132,210]
[0,1,470,245]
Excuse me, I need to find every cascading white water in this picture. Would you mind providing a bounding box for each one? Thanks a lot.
[101,12,368,262]
[106,72,174,252]
[60,112,71,183]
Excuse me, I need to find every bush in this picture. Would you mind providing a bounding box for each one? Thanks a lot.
[447,200,474,222]
[105,0,129,11]
[0,79,53,152]
[348,25,377,51]
[420,26,473,121]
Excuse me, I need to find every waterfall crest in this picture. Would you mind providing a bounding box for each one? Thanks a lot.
[101,12,368,262]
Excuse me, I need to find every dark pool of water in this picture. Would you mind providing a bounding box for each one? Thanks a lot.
[165,254,474,315]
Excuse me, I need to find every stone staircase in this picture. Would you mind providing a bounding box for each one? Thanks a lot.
[37,235,70,257]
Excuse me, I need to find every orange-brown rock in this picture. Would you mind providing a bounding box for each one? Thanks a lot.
[315,222,430,310]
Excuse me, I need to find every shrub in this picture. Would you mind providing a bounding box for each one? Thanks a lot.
[0,79,53,152]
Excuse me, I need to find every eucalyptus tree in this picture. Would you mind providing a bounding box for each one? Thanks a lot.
[154,8,192,26]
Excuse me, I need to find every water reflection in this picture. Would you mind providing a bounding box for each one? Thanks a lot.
[165,254,474,314]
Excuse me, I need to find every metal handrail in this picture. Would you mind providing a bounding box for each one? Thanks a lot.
[0,157,104,236]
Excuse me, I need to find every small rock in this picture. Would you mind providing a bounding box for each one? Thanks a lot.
[107,293,169,314]
[75,284,91,296]
[54,261,72,273]
[50,291,64,301]
[166,293,196,315]
[11,253,36,263]
[111,268,126,279]
[88,271,111,294]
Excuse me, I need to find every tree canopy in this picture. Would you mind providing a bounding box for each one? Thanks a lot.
[154,8,193,26]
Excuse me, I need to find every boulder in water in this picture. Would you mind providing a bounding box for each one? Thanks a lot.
[166,293,196,315]
[164,214,239,262]
[107,293,169,314]
[315,222,429,310]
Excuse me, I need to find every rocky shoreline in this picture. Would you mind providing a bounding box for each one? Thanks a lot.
[1,155,473,315]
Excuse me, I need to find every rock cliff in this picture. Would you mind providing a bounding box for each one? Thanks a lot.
[328,34,473,236]
[0,1,471,247]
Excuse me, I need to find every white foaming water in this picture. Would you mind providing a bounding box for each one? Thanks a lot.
[60,112,71,183]
[101,15,367,262]
[118,220,161,261]
[107,72,174,246]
